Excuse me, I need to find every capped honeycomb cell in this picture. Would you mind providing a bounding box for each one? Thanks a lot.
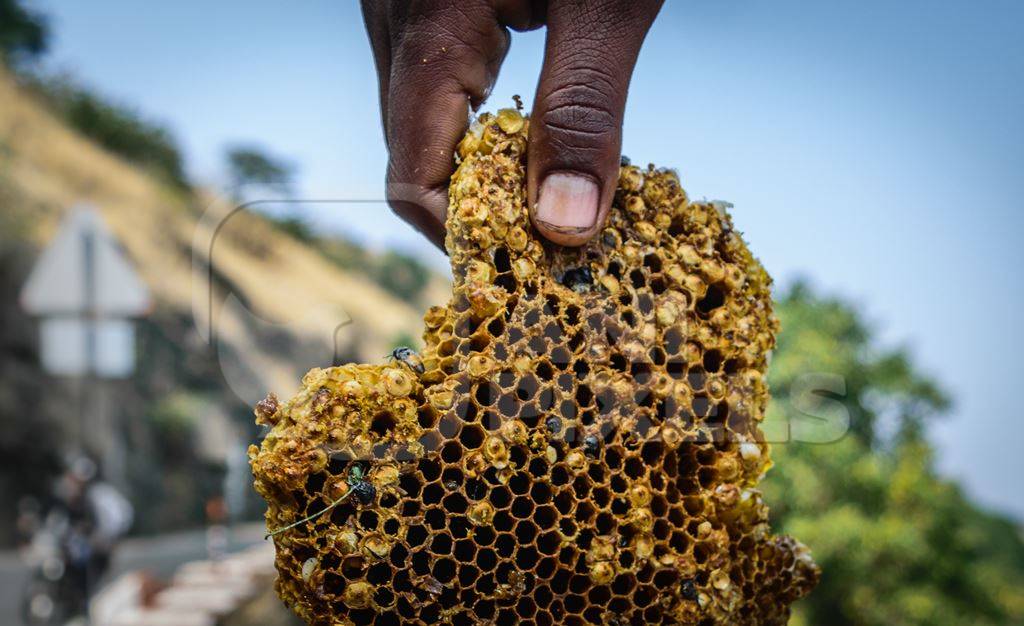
[250,108,818,625]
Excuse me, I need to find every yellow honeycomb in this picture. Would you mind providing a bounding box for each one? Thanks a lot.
[250,108,819,625]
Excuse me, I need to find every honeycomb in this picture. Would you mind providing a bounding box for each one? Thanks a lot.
[250,108,819,625]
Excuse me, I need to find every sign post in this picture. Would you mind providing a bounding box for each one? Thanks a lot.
[20,205,151,487]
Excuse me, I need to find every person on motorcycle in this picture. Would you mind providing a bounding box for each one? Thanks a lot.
[55,455,134,598]
[23,454,134,624]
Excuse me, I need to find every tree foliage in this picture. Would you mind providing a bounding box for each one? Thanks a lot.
[0,0,48,64]
[317,238,432,305]
[375,250,431,304]
[225,145,294,197]
[0,190,65,544]
[29,74,190,189]
[763,283,1024,625]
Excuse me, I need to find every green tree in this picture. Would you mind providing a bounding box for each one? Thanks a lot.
[0,0,48,64]
[0,191,64,544]
[225,145,294,197]
[224,146,307,240]
[762,283,1024,625]
[375,250,431,304]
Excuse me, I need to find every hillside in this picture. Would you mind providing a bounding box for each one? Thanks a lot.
[0,65,434,400]
[0,65,441,535]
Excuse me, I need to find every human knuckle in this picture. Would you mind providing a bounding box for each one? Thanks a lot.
[386,162,443,213]
[386,193,431,222]
[550,50,622,94]
[391,21,497,99]
[398,3,497,63]
[540,80,618,149]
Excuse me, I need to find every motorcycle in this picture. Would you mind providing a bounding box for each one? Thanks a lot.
[20,509,94,626]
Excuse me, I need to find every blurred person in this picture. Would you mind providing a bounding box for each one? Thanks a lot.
[56,456,134,589]
[21,454,133,625]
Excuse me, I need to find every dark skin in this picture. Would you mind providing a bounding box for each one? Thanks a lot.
[361,0,664,249]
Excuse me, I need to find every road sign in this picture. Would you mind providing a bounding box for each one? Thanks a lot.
[38,317,137,378]
[20,205,151,378]
[21,206,151,317]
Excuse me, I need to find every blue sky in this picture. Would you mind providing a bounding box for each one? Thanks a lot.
[32,0,1024,519]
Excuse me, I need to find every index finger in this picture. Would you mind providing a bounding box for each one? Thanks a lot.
[382,1,510,247]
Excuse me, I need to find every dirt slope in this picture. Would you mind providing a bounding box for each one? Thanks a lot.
[0,66,427,402]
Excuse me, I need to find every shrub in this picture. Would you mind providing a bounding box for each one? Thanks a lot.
[28,73,190,189]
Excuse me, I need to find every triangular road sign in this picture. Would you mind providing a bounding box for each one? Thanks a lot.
[20,205,151,317]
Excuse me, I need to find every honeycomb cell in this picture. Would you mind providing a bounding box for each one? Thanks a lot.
[250,108,818,625]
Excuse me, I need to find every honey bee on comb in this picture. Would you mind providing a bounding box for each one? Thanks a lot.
[387,346,425,375]
[250,107,819,625]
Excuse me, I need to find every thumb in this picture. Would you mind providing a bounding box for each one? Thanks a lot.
[528,0,662,246]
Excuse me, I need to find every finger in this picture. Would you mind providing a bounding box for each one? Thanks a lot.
[360,0,393,130]
[385,1,510,248]
[528,0,662,246]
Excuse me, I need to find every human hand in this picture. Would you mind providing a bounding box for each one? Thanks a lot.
[361,0,663,248]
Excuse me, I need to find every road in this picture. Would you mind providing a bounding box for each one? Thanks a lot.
[0,523,267,625]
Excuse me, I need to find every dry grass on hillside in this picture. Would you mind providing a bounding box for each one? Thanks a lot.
[0,66,430,401]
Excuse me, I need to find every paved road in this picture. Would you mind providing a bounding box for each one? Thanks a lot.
[1,523,267,625]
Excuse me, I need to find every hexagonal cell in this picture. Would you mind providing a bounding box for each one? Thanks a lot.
[457,423,485,449]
